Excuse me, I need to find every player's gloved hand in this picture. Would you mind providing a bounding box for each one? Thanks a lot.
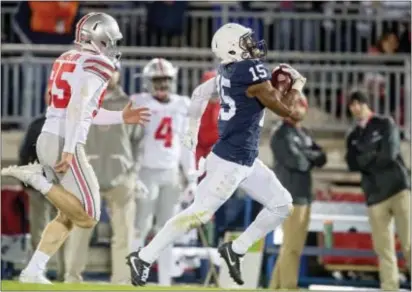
[181,182,197,209]
[182,120,199,152]
[279,63,307,92]
[135,179,149,199]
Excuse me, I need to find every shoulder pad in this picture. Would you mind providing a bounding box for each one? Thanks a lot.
[231,59,270,85]
[130,92,151,106]
[345,125,356,138]
[178,94,191,108]
[82,54,115,83]
[380,115,395,125]
[170,94,191,114]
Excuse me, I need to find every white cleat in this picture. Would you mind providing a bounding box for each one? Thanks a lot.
[19,270,52,284]
[1,163,48,193]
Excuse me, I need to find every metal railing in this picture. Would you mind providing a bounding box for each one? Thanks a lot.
[1,44,410,137]
[2,5,410,52]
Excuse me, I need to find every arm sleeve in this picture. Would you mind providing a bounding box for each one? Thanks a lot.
[356,151,377,171]
[188,77,218,123]
[92,108,124,125]
[271,130,311,172]
[374,118,400,168]
[180,145,197,183]
[63,71,105,153]
[180,99,197,183]
[345,130,361,172]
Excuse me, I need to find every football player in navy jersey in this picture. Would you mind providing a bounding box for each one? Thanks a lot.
[126,23,307,286]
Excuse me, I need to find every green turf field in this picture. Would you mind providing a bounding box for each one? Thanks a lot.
[1,281,244,291]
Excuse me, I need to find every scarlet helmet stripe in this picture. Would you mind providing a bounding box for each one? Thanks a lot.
[157,58,165,75]
[75,13,94,43]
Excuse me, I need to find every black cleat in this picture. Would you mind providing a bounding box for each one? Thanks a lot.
[126,250,151,286]
[218,241,244,285]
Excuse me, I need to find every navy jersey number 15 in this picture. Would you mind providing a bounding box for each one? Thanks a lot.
[216,63,267,126]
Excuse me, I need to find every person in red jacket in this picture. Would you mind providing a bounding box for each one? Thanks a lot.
[196,70,220,173]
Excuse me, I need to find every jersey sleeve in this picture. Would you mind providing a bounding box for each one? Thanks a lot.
[232,59,271,86]
[129,93,147,108]
[92,108,124,125]
[188,77,217,121]
[82,55,115,83]
[63,70,106,153]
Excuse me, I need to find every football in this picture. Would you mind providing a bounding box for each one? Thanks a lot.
[271,65,292,94]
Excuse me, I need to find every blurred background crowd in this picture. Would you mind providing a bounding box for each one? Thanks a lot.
[2,1,411,52]
[1,1,411,290]
[1,1,411,134]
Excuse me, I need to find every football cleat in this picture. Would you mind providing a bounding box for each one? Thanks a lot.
[126,250,151,286]
[218,241,244,285]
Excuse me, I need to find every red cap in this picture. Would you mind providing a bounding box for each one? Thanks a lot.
[201,70,217,83]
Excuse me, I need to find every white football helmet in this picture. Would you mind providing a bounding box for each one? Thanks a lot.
[142,58,178,100]
[74,12,123,61]
[211,23,267,64]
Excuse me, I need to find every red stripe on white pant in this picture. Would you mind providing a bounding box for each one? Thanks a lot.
[71,157,94,218]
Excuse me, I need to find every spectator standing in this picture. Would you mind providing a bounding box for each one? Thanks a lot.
[145,1,188,46]
[63,65,144,284]
[269,95,327,290]
[13,1,80,44]
[345,91,410,291]
[398,22,411,53]
[365,32,401,118]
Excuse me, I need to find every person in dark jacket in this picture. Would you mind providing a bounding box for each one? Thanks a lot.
[269,95,327,289]
[345,90,410,291]
[18,114,64,281]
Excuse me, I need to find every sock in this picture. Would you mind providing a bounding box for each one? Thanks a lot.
[24,250,51,274]
[35,175,53,195]
[130,237,145,252]
[157,244,173,286]
[232,206,289,255]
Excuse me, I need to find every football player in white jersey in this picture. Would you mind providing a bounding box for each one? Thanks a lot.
[1,12,150,284]
[129,58,197,286]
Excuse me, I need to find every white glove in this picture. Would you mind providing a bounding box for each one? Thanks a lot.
[279,63,307,92]
[181,182,197,209]
[135,179,149,199]
[181,119,199,153]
